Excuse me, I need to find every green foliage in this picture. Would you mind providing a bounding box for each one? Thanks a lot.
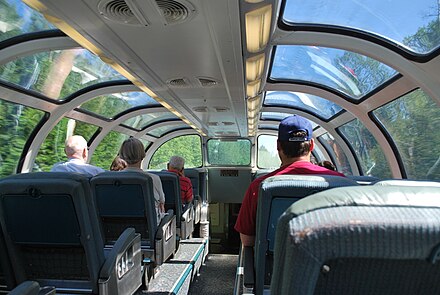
[90,131,128,170]
[374,89,440,180]
[403,19,440,53]
[207,139,251,166]
[149,135,202,169]
[0,100,45,176]
[80,94,132,118]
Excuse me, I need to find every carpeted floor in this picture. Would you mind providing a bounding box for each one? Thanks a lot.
[189,254,238,295]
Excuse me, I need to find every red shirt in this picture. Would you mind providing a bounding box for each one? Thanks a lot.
[168,168,193,204]
[234,161,345,236]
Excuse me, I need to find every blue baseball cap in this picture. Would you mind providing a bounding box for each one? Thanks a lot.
[278,115,313,141]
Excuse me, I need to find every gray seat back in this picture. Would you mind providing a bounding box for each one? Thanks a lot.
[0,216,14,291]
[375,179,440,187]
[255,175,358,294]
[90,171,176,265]
[0,172,104,293]
[271,185,440,295]
[347,175,380,185]
[184,168,201,224]
[151,171,194,240]
[90,171,157,246]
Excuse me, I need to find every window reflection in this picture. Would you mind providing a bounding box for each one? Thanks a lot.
[0,98,45,176]
[282,0,440,54]
[338,119,392,178]
[147,123,188,138]
[122,112,178,130]
[318,133,352,175]
[270,45,397,100]
[0,49,125,100]
[0,0,55,42]
[373,89,440,180]
[264,91,343,119]
[79,91,160,119]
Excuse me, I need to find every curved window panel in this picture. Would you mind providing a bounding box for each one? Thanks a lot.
[282,0,440,54]
[260,112,293,121]
[79,91,160,119]
[312,144,326,163]
[258,124,278,130]
[0,0,55,42]
[264,91,343,119]
[257,134,280,169]
[318,133,352,175]
[147,123,188,138]
[34,118,99,172]
[338,119,391,178]
[0,98,45,177]
[261,112,318,129]
[149,135,202,169]
[0,49,125,100]
[373,89,440,180]
[270,46,397,100]
[207,139,251,166]
[122,112,178,131]
[90,131,128,170]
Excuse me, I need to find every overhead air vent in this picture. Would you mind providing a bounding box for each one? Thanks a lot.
[193,106,208,112]
[98,0,148,26]
[167,78,190,87]
[198,77,219,87]
[155,0,196,25]
[222,121,235,126]
[208,122,219,126]
[214,106,230,112]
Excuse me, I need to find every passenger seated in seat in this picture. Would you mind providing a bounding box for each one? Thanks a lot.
[110,155,127,171]
[51,135,105,176]
[167,155,194,208]
[235,115,345,247]
[119,137,166,223]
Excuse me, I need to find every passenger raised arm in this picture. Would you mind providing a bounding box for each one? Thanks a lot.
[234,115,345,247]
[51,135,105,176]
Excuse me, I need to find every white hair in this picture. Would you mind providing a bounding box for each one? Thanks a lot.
[169,156,185,170]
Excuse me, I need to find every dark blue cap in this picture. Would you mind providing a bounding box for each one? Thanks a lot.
[278,115,313,141]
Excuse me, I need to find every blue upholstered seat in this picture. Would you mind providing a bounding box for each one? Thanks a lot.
[271,185,440,295]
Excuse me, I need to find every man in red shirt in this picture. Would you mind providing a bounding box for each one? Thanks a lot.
[167,155,193,206]
[235,115,345,246]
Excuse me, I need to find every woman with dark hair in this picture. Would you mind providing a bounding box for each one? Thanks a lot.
[119,137,166,222]
[109,156,127,171]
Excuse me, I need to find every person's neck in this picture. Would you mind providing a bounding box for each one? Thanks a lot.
[68,154,86,163]
[280,155,310,167]
[126,162,141,169]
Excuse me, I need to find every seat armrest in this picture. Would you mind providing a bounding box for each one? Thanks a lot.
[243,246,255,290]
[156,209,174,240]
[8,281,39,295]
[99,228,142,295]
[155,211,177,265]
[180,205,194,240]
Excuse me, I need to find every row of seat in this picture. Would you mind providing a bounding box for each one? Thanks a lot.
[239,174,440,294]
[0,170,202,294]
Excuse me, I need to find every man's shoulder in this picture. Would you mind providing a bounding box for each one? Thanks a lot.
[51,161,68,171]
